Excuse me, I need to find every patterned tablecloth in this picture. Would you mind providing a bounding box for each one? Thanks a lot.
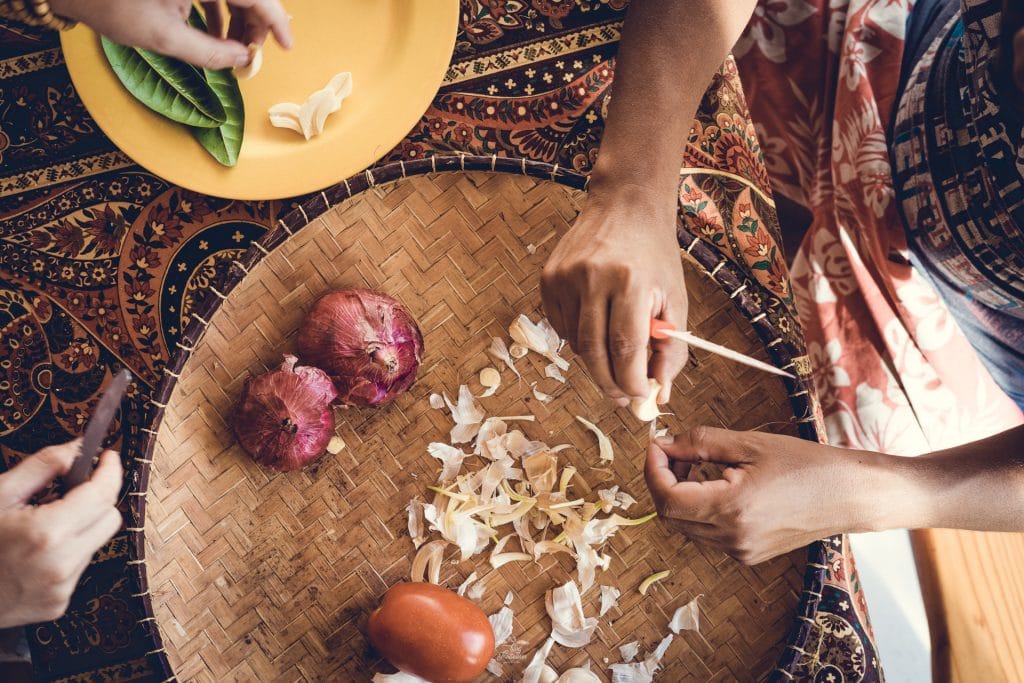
[0,3,881,681]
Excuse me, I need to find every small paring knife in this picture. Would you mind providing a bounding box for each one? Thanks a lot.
[650,318,795,380]
[65,368,132,489]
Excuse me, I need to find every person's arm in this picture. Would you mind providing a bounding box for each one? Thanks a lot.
[644,425,1024,565]
[0,442,123,628]
[541,0,758,406]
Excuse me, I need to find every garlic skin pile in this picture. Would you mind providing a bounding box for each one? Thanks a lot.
[269,72,353,140]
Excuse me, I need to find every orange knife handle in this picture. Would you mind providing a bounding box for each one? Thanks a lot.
[650,318,674,340]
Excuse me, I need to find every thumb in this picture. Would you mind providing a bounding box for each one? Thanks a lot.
[655,426,753,465]
[0,441,79,510]
[153,24,251,70]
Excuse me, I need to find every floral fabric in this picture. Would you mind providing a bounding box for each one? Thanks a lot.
[735,0,1024,458]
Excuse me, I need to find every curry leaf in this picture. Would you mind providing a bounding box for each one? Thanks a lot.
[186,7,244,166]
[193,65,244,166]
[101,37,226,128]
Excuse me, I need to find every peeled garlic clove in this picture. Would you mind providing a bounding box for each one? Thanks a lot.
[268,102,301,117]
[327,71,354,99]
[269,113,303,134]
[233,43,263,80]
[307,88,339,136]
[326,436,346,454]
[630,378,662,422]
[297,98,316,140]
[269,103,304,135]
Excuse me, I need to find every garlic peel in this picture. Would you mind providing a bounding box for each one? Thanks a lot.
[488,604,514,646]
[618,641,640,663]
[546,580,597,648]
[576,416,614,463]
[410,539,447,583]
[522,638,556,683]
[599,585,620,616]
[488,337,521,378]
[669,595,701,633]
[456,571,478,597]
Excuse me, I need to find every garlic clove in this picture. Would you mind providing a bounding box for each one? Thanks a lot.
[630,378,662,422]
[327,71,354,99]
[269,113,303,134]
[232,42,263,80]
[307,88,339,136]
[326,436,346,454]
[297,98,316,140]
[268,102,302,117]
[509,343,528,359]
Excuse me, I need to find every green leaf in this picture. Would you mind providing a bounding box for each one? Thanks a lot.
[186,7,244,167]
[193,65,244,166]
[751,260,771,270]
[101,36,226,128]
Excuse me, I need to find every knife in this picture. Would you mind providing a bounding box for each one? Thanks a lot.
[651,318,795,380]
[65,368,132,489]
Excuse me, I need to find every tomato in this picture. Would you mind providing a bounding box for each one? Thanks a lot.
[368,582,495,683]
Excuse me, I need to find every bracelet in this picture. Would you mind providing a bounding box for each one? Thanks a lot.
[1,0,77,30]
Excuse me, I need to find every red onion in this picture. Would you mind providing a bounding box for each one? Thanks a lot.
[232,355,337,471]
[297,288,424,407]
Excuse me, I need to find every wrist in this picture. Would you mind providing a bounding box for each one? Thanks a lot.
[840,449,937,533]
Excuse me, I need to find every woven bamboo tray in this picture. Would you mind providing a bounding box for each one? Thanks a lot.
[136,157,824,682]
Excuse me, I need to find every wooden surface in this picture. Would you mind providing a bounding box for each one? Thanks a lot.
[145,172,806,681]
[912,528,1024,682]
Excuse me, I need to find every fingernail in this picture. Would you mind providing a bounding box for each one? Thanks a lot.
[613,397,629,407]
[655,436,674,446]
[234,53,251,67]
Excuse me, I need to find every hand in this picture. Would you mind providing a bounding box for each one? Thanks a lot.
[541,188,688,405]
[644,427,891,565]
[0,442,123,628]
[50,0,292,70]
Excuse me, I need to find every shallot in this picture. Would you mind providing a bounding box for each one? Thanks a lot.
[297,289,423,407]
[232,355,337,471]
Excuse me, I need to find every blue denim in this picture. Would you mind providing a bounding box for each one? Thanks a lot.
[909,251,1024,411]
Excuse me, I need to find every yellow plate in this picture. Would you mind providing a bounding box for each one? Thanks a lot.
[60,1,458,200]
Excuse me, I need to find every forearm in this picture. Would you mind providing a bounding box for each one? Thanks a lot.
[858,426,1024,533]
[592,0,758,208]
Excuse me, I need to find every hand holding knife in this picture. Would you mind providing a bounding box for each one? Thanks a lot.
[65,368,132,489]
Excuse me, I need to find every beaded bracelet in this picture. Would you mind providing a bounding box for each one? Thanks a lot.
[0,0,77,30]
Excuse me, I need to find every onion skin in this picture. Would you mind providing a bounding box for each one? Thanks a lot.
[297,289,423,407]
[368,582,494,683]
[232,356,337,472]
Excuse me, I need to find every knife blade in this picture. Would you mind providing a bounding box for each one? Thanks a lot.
[650,318,795,379]
[65,368,132,489]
